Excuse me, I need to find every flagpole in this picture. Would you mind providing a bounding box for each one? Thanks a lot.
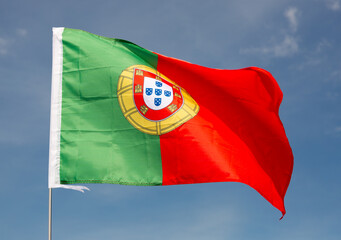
[48,188,52,240]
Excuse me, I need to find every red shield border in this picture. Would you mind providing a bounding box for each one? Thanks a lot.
[133,68,184,121]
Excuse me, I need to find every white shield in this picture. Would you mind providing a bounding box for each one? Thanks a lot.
[143,77,173,110]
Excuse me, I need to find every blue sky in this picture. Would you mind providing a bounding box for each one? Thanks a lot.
[0,0,340,239]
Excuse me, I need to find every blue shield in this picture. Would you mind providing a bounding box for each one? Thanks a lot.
[154,98,162,106]
[155,89,162,96]
[164,90,171,97]
[155,81,163,87]
[146,88,153,96]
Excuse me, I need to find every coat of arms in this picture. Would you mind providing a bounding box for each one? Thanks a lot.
[117,65,199,135]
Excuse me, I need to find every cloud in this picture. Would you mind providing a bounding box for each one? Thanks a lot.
[0,37,9,55]
[285,7,299,32]
[0,29,27,56]
[16,28,28,37]
[316,39,332,52]
[326,0,340,11]
[240,6,299,58]
[241,35,298,57]
[293,39,332,70]
[325,126,341,135]
[331,69,341,80]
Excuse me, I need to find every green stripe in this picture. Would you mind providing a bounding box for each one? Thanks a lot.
[59,28,162,185]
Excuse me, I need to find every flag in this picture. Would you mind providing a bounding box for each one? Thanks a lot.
[49,27,293,218]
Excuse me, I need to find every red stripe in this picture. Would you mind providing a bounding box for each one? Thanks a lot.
[156,53,293,217]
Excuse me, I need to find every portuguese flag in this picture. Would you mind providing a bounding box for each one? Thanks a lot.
[49,28,293,217]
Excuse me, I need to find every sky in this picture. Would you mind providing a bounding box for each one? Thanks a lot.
[0,0,340,239]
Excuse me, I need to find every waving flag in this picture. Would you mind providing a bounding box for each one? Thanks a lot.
[49,28,293,217]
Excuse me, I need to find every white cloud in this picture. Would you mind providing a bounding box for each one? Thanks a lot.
[326,0,340,11]
[326,126,341,135]
[285,7,299,32]
[16,28,28,37]
[0,37,9,55]
[241,35,298,57]
[331,69,341,80]
[240,6,300,58]
[294,40,332,70]
[272,35,299,56]
[0,29,28,56]
[316,39,332,52]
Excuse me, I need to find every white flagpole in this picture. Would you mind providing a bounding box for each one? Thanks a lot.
[48,188,52,240]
